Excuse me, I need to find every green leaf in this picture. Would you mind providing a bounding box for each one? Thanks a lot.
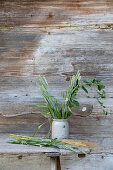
[61,91,65,99]
[97,82,105,90]
[27,104,47,108]
[69,103,75,108]
[103,110,108,115]
[98,85,101,91]
[92,79,96,83]
[76,79,78,86]
[33,120,48,136]
[73,100,80,107]
[81,86,88,94]
[84,79,93,85]
[43,77,48,86]
[39,76,48,90]
[98,91,106,99]
[67,111,72,118]
[98,100,103,106]
[101,91,106,98]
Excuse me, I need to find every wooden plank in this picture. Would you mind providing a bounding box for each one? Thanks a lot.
[50,157,61,170]
[0,0,113,169]
[46,153,61,170]
[0,148,113,170]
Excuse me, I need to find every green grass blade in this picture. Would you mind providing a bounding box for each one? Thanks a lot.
[27,104,47,108]
[33,120,49,136]
[81,86,88,94]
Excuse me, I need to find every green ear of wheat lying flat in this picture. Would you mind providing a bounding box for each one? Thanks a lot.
[7,134,86,154]
[28,70,108,120]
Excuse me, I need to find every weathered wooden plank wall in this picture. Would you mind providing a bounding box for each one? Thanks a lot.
[0,0,113,169]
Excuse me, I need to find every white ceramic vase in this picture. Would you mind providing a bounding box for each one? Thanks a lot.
[51,119,69,140]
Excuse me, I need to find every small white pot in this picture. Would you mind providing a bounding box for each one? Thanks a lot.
[51,119,69,140]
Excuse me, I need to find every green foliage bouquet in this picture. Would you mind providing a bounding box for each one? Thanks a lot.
[29,70,107,120]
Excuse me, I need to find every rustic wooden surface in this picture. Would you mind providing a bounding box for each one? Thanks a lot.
[1,152,113,170]
[0,134,90,155]
[0,0,113,169]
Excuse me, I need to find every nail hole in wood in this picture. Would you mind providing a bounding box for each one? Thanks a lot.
[66,76,70,81]
[18,155,23,160]
[78,154,86,158]
[101,155,104,159]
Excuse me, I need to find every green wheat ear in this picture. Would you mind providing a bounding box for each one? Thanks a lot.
[7,134,86,154]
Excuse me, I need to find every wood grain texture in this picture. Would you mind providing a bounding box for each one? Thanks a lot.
[0,0,113,169]
[0,142,112,170]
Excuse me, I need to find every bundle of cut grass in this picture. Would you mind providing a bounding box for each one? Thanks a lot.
[7,134,86,154]
[61,139,96,149]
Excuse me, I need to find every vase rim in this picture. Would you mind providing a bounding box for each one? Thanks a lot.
[52,119,68,121]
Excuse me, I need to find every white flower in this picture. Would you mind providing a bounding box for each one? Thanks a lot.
[82,107,87,112]
[65,98,68,102]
